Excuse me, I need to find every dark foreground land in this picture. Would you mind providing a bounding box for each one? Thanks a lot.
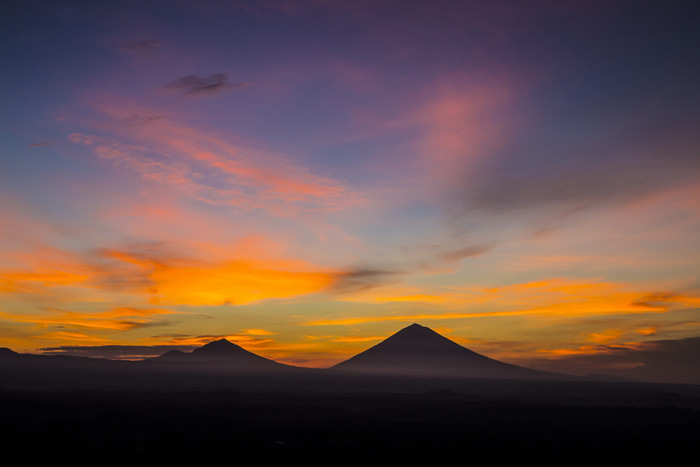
[3,383,699,466]
[2,328,698,465]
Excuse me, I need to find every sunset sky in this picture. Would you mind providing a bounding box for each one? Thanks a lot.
[2,0,699,379]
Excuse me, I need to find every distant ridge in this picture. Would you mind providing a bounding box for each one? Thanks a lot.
[332,323,564,380]
[153,349,188,361]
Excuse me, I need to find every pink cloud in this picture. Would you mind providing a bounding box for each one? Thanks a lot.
[71,98,365,216]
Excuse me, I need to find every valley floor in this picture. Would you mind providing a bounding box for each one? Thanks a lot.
[3,387,698,465]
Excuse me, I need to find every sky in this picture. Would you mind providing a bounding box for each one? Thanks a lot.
[1,0,699,382]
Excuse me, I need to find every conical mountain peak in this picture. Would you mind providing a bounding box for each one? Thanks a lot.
[371,323,468,354]
[399,323,430,333]
[390,323,449,340]
[192,338,243,355]
[183,337,290,370]
[333,323,552,380]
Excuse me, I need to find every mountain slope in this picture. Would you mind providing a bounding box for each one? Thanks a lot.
[0,348,18,358]
[332,323,566,380]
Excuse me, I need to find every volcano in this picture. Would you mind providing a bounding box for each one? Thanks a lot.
[148,338,290,371]
[332,323,562,380]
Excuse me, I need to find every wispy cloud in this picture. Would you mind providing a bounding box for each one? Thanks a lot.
[144,332,276,349]
[437,244,492,263]
[118,112,165,127]
[0,270,89,293]
[309,279,699,324]
[120,40,161,52]
[0,307,178,332]
[329,268,400,293]
[32,332,110,344]
[69,99,364,214]
[38,344,197,359]
[162,73,250,97]
[325,243,495,295]
[0,234,342,307]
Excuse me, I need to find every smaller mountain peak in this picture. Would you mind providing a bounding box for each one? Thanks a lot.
[193,338,242,355]
[149,349,188,362]
[211,338,233,344]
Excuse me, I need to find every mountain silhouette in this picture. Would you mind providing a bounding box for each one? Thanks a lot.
[192,338,249,356]
[0,347,18,358]
[152,349,188,361]
[332,323,561,380]
[148,338,289,371]
[1,327,573,389]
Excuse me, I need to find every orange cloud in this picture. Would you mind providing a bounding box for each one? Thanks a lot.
[0,232,340,307]
[636,326,658,336]
[588,329,625,344]
[148,259,335,305]
[535,342,647,358]
[0,307,177,331]
[536,345,606,357]
[330,335,386,343]
[98,245,337,306]
[244,328,276,335]
[306,311,530,326]
[312,279,695,325]
[31,331,110,344]
[0,270,89,293]
[370,293,450,304]
[0,244,105,302]
[146,333,275,348]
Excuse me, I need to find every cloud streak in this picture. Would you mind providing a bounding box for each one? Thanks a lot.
[38,344,198,359]
[0,307,177,332]
[309,279,699,324]
[162,74,250,97]
[69,99,364,215]
[120,40,161,52]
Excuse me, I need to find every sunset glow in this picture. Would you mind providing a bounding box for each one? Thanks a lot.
[2,0,698,379]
